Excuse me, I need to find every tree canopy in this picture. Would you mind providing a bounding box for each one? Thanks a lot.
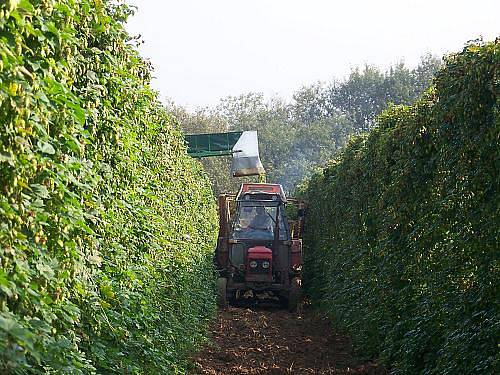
[177,55,441,193]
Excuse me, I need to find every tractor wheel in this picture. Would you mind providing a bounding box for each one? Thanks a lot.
[216,277,228,308]
[288,277,301,312]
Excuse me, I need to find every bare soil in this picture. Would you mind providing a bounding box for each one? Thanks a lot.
[190,301,386,374]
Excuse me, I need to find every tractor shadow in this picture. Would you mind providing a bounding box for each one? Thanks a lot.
[229,291,287,312]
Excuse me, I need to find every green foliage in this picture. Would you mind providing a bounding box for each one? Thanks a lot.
[0,0,217,373]
[300,40,499,374]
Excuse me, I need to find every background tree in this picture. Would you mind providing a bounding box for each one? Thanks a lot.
[174,56,441,194]
[326,54,441,130]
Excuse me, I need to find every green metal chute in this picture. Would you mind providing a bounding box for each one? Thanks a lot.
[185,131,266,177]
[185,131,243,158]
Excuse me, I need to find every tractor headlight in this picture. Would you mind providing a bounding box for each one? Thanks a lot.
[262,261,270,269]
[249,261,258,268]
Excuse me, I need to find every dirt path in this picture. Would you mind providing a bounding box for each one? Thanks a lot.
[191,303,385,374]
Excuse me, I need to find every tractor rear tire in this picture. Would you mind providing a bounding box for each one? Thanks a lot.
[216,277,228,309]
[288,277,301,312]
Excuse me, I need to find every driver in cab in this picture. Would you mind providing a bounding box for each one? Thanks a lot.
[249,206,273,232]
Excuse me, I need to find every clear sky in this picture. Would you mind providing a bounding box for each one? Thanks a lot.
[126,0,499,109]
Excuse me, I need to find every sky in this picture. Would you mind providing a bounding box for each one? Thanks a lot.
[126,0,499,110]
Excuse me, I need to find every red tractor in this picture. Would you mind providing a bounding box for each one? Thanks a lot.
[215,183,305,311]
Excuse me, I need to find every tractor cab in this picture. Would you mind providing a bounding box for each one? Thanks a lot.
[232,185,288,241]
